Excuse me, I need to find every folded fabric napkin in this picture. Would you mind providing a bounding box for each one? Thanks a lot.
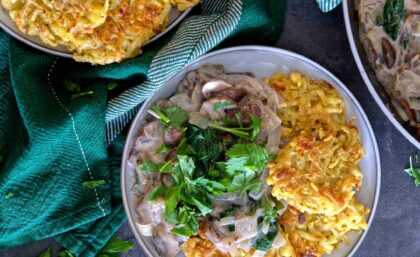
[316,0,342,12]
[0,1,286,256]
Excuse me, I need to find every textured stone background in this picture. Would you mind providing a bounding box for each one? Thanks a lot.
[2,1,419,257]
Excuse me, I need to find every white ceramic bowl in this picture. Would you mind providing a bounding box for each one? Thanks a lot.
[0,6,190,58]
[121,46,381,257]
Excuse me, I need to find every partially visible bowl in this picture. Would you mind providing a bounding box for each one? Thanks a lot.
[0,6,190,58]
[343,0,420,149]
[121,46,381,257]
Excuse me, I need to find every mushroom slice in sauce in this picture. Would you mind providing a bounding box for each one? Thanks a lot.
[202,80,234,98]
[153,226,180,257]
[200,97,238,120]
[135,121,164,153]
[382,37,397,69]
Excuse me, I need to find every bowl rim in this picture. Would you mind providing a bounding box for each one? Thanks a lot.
[121,45,381,257]
[0,8,191,58]
[342,0,420,149]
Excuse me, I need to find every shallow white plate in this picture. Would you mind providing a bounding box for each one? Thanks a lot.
[0,6,190,58]
[121,46,381,257]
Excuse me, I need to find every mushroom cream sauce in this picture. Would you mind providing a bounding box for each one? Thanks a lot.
[128,65,369,257]
[357,0,420,132]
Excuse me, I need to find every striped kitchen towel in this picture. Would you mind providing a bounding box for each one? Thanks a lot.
[316,0,342,12]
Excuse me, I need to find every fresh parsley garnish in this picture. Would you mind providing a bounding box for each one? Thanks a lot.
[62,80,94,99]
[156,144,170,154]
[139,159,174,174]
[176,137,196,155]
[37,237,132,257]
[139,160,159,172]
[147,185,167,201]
[208,114,262,141]
[377,0,404,40]
[157,155,227,236]
[58,250,75,257]
[151,104,188,128]
[404,155,420,186]
[215,143,269,195]
[262,195,284,225]
[213,101,234,110]
[185,125,223,171]
[82,180,107,189]
[98,236,134,255]
[63,80,81,92]
[254,223,278,252]
[107,82,119,91]
[170,206,199,237]
[71,91,94,100]
[227,143,268,174]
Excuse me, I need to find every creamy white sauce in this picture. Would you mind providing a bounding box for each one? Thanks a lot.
[358,0,420,124]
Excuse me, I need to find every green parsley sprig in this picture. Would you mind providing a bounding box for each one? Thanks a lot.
[150,104,188,129]
[208,114,261,142]
[404,154,420,186]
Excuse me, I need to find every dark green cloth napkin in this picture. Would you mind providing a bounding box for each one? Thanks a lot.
[0,1,286,256]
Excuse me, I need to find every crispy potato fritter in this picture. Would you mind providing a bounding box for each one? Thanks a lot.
[1,0,201,64]
[267,125,365,216]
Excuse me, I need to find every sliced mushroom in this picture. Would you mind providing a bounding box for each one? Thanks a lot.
[214,87,247,101]
[155,99,174,108]
[197,64,226,82]
[263,83,282,111]
[153,226,180,257]
[135,121,164,153]
[265,126,281,154]
[191,81,204,105]
[239,96,263,125]
[136,198,165,227]
[163,127,182,146]
[222,74,268,101]
[399,98,417,121]
[136,223,154,237]
[239,96,281,130]
[202,80,234,98]
[382,37,397,69]
[170,93,200,112]
[406,0,420,14]
[368,44,379,64]
[366,28,383,63]
[261,106,282,130]
[177,70,197,95]
[189,112,210,129]
[200,97,238,120]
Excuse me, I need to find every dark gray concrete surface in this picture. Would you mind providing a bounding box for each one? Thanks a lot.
[2,1,420,257]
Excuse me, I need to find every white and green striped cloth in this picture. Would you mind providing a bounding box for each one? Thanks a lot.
[316,0,342,12]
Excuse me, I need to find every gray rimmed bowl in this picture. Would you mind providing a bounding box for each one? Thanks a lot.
[0,6,191,58]
[121,46,381,257]
[343,0,420,148]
